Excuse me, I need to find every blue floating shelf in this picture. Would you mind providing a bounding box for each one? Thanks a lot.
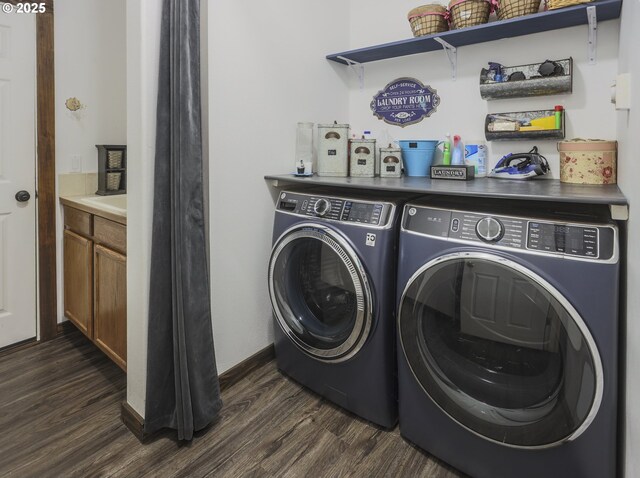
[326,0,622,65]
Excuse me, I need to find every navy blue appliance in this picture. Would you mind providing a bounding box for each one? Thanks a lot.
[268,190,402,428]
[396,197,619,478]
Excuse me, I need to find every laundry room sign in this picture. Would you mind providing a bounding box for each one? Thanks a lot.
[371,77,440,127]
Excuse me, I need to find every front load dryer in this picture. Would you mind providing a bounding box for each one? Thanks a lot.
[268,190,402,428]
[396,197,620,478]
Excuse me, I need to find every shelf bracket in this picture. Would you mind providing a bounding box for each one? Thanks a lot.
[337,56,365,90]
[586,6,597,65]
[434,37,457,81]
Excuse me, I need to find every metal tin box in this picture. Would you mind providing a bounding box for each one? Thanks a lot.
[379,145,403,178]
[558,139,617,185]
[317,123,349,177]
[349,138,376,178]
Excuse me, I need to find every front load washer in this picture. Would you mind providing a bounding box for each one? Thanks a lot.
[396,197,620,478]
[268,189,402,428]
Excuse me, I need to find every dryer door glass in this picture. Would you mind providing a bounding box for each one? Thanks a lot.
[398,253,602,448]
[269,227,372,362]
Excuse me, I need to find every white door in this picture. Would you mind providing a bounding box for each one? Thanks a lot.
[0,8,37,348]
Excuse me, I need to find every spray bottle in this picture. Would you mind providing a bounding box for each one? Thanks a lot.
[451,135,465,165]
[443,133,452,165]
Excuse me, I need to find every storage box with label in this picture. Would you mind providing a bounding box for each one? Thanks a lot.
[558,139,617,185]
[317,122,349,177]
[379,145,403,178]
[349,138,376,177]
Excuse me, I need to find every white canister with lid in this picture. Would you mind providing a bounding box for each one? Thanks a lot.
[349,138,376,177]
[464,140,488,177]
[379,144,403,178]
[317,122,350,177]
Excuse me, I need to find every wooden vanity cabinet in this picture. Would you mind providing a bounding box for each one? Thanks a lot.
[63,229,93,337]
[94,244,127,370]
[63,205,127,371]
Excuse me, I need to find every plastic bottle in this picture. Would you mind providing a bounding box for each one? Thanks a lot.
[554,105,563,130]
[465,140,487,177]
[443,133,452,165]
[451,135,464,165]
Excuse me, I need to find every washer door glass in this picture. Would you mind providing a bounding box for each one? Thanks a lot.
[398,253,603,448]
[269,226,372,362]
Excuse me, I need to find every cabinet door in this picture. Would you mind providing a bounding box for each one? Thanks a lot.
[63,230,93,337]
[93,244,127,371]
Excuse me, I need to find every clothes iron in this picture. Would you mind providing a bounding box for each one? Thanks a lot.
[489,146,550,180]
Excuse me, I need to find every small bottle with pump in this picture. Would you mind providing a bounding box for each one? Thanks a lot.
[443,133,452,165]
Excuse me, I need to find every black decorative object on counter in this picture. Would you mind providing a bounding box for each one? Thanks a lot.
[430,165,475,181]
[480,58,573,100]
[96,145,126,195]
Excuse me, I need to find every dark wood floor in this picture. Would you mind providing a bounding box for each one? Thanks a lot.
[0,330,464,477]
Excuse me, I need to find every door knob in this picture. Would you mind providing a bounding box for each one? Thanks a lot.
[15,190,31,202]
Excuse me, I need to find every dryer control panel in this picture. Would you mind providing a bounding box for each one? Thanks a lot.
[277,192,392,228]
[404,205,616,261]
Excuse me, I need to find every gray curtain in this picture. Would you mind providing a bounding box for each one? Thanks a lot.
[144,0,222,441]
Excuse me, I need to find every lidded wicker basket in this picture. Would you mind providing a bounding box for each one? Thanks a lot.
[546,0,592,9]
[497,0,540,20]
[407,4,449,37]
[448,0,491,29]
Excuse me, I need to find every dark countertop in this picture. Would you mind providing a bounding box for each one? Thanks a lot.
[264,174,627,207]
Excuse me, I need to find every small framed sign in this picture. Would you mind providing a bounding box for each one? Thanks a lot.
[430,165,475,181]
[371,77,440,127]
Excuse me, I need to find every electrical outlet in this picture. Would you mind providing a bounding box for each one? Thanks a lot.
[614,73,631,110]
[71,155,82,172]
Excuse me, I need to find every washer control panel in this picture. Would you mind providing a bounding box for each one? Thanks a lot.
[527,222,598,258]
[448,212,526,249]
[403,205,616,261]
[475,217,504,243]
[277,192,391,227]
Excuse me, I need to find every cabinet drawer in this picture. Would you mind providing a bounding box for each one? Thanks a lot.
[64,206,92,236]
[94,216,126,254]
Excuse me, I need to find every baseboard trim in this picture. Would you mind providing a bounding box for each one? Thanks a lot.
[219,343,275,391]
[121,401,149,442]
[121,343,275,441]
[0,321,77,359]
[57,320,77,336]
[0,337,38,358]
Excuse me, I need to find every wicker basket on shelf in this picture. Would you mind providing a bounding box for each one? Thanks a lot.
[497,0,541,20]
[107,150,123,169]
[407,4,449,37]
[106,172,122,191]
[546,0,592,9]
[448,0,491,29]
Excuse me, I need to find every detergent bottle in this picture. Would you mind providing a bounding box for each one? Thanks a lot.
[451,135,464,165]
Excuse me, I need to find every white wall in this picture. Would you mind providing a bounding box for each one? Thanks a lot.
[55,0,127,174]
[125,0,161,416]
[347,2,619,177]
[616,3,640,477]
[54,0,127,321]
[207,1,350,373]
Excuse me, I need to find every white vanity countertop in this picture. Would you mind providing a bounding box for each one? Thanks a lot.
[60,194,127,225]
